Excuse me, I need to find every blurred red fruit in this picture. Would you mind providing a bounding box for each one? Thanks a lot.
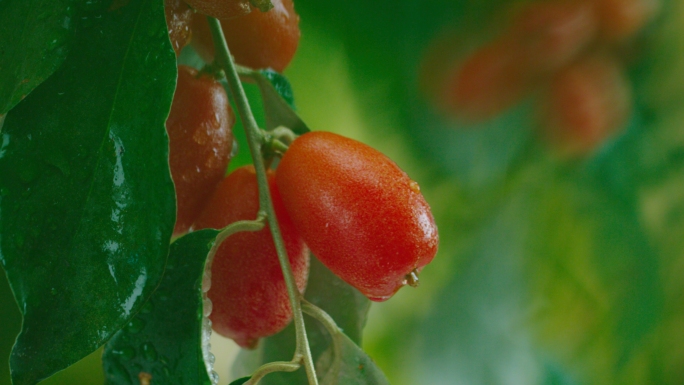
[509,1,598,73]
[541,54,632,154]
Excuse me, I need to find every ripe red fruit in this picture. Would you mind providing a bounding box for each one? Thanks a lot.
[184,0,252,20]
[191,0,300,72]
[541,54,632,154]
[509,1,598,73]
[441,40,531,121]
[164,0,194,56]
[193,166,310,348]
[275,132,439,301]
[167,65,235,236]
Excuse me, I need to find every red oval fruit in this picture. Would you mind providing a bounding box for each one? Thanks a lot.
[164,0,194,56]
[194,166,310,348]
[541,54,632,154]
[509,1,598,73]
[167,65,235,236]
[191,0,300,72]
[441,40,531,121]
[184,0,252,20]
[275,132,438,301]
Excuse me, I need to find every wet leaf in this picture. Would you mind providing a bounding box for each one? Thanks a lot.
[103,230,220,385]
[0,0,177,383]
[0,0,80,114]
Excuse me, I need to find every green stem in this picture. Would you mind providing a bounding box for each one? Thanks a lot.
[244,361,301,385]
[206,17,319,385]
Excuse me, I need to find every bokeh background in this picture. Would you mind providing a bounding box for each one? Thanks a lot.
[3,0,684,383]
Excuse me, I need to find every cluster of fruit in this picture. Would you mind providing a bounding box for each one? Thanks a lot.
[163,0,439,349]
[428,0,660,154]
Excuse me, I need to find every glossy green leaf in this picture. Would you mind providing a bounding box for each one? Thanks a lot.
[0,0,79,114]
[259,70,296,108]
[0,0,177,383]
[232,257,372,384]
[316,333,390,385]
[248,70,309,134]
[103,229,219,385]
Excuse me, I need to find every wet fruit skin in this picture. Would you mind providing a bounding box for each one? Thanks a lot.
[164,0,194,56]
[193,166,310,349]
[191,0,300,72]
[275,131,439,301]
[167,65,235,236]
[184,0,252,20]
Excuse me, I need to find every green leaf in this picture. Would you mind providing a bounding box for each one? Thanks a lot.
[0,0,79,114]
[249,70,310,134]
[316,333,391,385]
[232,257,372,384]
[102,229,220,385]
[0,0,177,383]
[229,377,251,385]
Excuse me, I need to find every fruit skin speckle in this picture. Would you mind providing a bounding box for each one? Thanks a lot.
[276,131,439,301]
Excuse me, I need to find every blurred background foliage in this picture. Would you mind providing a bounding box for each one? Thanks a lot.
[3,0,684,383]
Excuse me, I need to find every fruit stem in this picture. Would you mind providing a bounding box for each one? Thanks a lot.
[244,361,301,385]
[207,17,319,385]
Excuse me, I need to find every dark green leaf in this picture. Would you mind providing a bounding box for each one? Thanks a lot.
[259,70,295,108]
[103,229,220,385]
[232,257,371,384]
[0,0,177,383]
[316,333,390,385]
[249,70,309,134]
[0,0,79,114]
[229,377,251,385]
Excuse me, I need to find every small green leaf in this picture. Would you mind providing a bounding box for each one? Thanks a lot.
[103,229,220,385]
[249,70,310,134]
[316,333,390,385]
[0,0,177,383]
[0,0,80,114]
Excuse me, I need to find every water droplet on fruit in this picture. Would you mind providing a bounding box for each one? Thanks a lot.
[230,139,239,158]
[202,272,211,292]
[125,318,145,334]
[210,371,219,384]
[141,342,158,362]
[50,288,57,296]
[409,180,421,193]
[203,298,213,317]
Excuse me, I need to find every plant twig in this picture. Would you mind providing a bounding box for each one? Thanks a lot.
[244,361,301,385]
[206,16,319,385]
